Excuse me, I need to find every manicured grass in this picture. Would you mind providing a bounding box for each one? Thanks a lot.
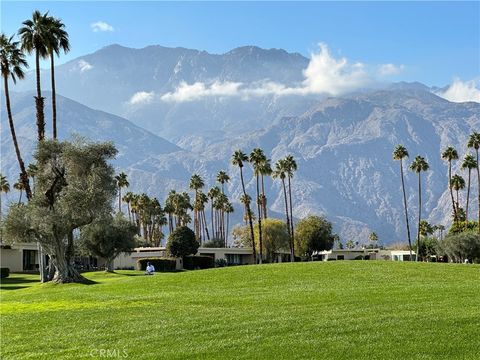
[1,262,479,359]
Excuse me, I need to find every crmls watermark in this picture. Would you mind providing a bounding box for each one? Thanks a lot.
[89,348,129,358]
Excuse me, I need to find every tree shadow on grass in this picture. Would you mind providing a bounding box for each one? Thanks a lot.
[0,276,38,290]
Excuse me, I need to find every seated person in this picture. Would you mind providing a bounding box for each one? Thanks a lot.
[145,262,155,275]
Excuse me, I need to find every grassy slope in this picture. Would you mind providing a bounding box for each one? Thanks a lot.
[1,262,479,359]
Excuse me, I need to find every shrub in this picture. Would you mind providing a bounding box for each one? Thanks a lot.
[202,238,225,248]
[215,258,228,267]
[1,268,10,278]
[354,255,364,260]
[137,258,176,272]
[184,255,214,270]
[166,226,199,258]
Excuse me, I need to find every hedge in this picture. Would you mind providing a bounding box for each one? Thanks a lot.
[1,267,10,279]
[137,258,176,272]
[184,255,214,270]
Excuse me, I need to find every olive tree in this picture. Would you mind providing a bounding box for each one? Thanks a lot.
[294,215,335,258]
[166,226,199,258]
[3,139,117,283]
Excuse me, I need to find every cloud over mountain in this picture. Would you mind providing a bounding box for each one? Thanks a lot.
[437,78,480,103]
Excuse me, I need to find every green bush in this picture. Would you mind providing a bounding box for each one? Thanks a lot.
[354,255,364,260]
[1,268,10,278]
[215,258,228,267]
[137,258,176,272]
[184,255,214,270]
[166,226,199,258]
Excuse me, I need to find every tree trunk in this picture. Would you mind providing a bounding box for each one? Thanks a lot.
[261,175,268,219]
[466,169,471,222]
[118,187,122,213]
[35,49,45,142]
[127,202,131,222]
[51,253,85,283]
[226,213,230,247]
[448,161,457,223]
[476,149,480,234]
[51,55,57,139]
[417,173,422,262]
[256,174,263,264]
[18,190,23,204]
[240,167,256,264]
[105,258,114,272]
[400,159,413,258]
[4,76,32,200]
[288,176,295,260]
[282,178,292,261]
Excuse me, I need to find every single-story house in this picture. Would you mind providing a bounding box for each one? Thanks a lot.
[315,249,416,262]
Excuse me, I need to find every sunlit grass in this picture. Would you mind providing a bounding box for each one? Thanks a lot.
[1,262,479,359]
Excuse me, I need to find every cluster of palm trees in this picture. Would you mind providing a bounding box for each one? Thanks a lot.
[232,149,297,263]
[394,133,480,260]
[1,10,70,203]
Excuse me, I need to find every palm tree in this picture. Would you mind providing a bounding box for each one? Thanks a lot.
[13,180,25,204]
[45,16,69,139]
[27,163,38,195]
[250,148,266,264]
[18,10,50,141]
[450,174,466,215]
[409,155,429,262]
[0,34,32,200]
[189,174,205,241]
[216,170,230,194]
[232,150,256,264]
[284,154,297,256]
[259,159,272,219]
[273,159,293,262]
[115,172,129,213]
[467,132,480,233]
[122,191,134,222]
[461,154,477,222]
[207,186,221,238]
[441,146,459,222]
[393,145,413,257]
[0,174,10,240]
[224,202,234,247]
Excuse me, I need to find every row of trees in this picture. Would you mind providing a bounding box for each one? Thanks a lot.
[393,133,480,261]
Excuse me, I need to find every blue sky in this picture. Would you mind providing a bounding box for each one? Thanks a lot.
[1,1,479,87]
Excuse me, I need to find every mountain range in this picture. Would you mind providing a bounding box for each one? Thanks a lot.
[3,44,480,244]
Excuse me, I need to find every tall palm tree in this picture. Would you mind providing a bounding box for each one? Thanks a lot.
[467,132,480,233]
[393,145,413,257]
[0,34,32,200]
[27,163,38,195]
[259,158,272,219]
[115,172,129,213]
[0,174,10,240]
[13,180,25,204]
[216,170,230,194]
[207,186,220,238]
[46,16,69,139]
[450,174,466,216]
[441,146,459,222]
[18,10,50,141]
[189,174,205,241]
[409,155,429,262]
[250,148,266,264]
[284,154,297,257]
[122,191,134,222]
[273,159,293,262]
[224,202,234,247]
[461,154,477,222]
[232,150,256,264]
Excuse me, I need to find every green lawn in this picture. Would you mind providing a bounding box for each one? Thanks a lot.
[1,262,479,359]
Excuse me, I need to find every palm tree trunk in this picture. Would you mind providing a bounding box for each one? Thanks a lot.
[256,174,263,264]
[18,190,22,204]
[288,176,295,260]
[3,76,32,200]
[226,213,230,247]
[282,178,292,261]
[476,149,480,234]
[448,161,457,223]
[127,202,131,222]
[118,187,122,213]
[240,167,256,264]
[466,169,471,222]
[417,172,422,262]
[35,49,45,141]
[400,159,413,258]
[50,54,57,139]
[211,202,214,239]
[202,210,210,240]
[261,175,267,219]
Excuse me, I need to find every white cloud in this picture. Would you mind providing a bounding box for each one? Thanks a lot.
[77,60,93,73]
[161,81,242,102]
[91,21,114,32]
[129,91,155,105]
[378,63,405,76]
[436,78,480,103]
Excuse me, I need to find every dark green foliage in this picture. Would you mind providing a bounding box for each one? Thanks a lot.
[415,236,439,259]
[295,215,335,257]
[166,226,198,258]
[80,214,137,271]
[0,267,10,278]
[449,221,478,235]
[183,255,214,270]
[137,258,176,272]
[441,231,480,262]
[215,258,227,267]
[202,238,225,248]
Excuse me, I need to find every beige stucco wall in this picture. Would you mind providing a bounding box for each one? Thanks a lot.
[0,243,39,272]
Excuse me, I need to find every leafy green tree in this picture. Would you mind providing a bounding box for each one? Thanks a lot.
[410,155,429,261]
[254,218,290,262]
[369,232,379,247]
[294,215,335,258]
[19,10,50,141]
[345,239,355,249]
[467,132,480,233]
[393,144,413,257]
[461,154,477,222]
[415,236,439,260]
[442,231,480,263]
[232,150,256,263]
[3,139,117,283]
[45,16,69,139]
[0,34,32,200]
[166,226,199,258]
[80,214,137,272]
[442,146,459,221]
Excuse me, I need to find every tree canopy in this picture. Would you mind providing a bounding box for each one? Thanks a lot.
[294,215,335,258]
